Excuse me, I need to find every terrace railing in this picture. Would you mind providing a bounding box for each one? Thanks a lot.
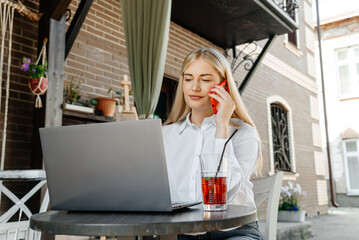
[272,0,299,18]
[0,170,49,240]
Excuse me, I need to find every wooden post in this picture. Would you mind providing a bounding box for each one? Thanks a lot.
[45,16,65,127]
[121,75,131,113]
[31,2,66,239]
[116,75,138,121]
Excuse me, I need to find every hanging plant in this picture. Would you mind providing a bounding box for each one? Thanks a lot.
[20,38,48,108]
[21,57,47,79]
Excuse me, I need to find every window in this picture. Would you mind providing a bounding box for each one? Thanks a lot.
[286,0,299,48]
[343,139,359,195]
[335,46,359,99]
[267,96,297,179]
[154,77,177,122]
[271,103,292,172]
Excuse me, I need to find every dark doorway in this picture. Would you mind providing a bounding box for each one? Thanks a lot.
[155,77,178,122]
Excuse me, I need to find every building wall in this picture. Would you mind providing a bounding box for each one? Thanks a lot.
[243,56,327,216]
[267,0,316,81]
[242,0,327,216]
[316,15,359,206]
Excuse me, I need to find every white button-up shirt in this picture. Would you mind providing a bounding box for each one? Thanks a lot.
[162,113,259,209]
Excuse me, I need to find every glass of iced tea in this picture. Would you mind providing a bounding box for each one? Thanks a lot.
[200,153,227,211]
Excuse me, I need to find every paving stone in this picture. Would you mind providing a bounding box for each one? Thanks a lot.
[258,207,359,240]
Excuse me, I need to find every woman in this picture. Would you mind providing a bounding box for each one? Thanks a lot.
[163,48,263,240]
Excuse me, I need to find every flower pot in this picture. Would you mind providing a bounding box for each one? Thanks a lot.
[28,77,48,108]
[278,210,306,222]
[29,77,47,94]
[96,97,116,116]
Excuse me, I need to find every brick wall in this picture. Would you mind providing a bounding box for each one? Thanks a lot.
[65,0,222,107]
[0,0,38,169]
[65,0,128,106]
[243,62,328,216]
[0,0,39,214]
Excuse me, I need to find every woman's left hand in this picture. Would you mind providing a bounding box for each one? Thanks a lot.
[209,85,235,134]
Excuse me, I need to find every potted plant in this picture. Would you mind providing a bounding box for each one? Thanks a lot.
[63,77,94,114]
[278,181,306,222]
[64,77,81,104]
[21,57,48,107]
[92,88,123,117]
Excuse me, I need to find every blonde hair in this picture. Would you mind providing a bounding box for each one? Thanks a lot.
[165,48,262,174]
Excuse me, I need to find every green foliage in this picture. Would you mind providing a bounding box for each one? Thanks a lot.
[64,77,81,104]
[108,88,123,98]
[90,98,98,105]
[21,57,47,79]
[301,229,308,239]
[89,89,123,106]
[108,88,123,105]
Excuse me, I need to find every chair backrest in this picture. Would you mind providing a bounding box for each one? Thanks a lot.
[0,170,49,240]
[251,171,284,240]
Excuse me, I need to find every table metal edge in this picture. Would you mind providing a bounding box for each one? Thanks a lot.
[30,209,257,236]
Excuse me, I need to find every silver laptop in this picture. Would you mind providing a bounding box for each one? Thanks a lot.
[39,119,200,212]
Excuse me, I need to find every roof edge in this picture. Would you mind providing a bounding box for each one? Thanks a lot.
[315,9,359,26]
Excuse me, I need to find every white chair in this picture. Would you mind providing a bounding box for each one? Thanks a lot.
[251,171,284,240]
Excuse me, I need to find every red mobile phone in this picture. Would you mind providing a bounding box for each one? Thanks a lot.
[210,80,228,114]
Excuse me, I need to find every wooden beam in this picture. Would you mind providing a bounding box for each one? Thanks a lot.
[32,0,64,170]
[31,5,65,237]
[46,17,66,127]
[31,0,66,171]
[0,0,44,22]
[51,0,72,21]
[65,0,93,59]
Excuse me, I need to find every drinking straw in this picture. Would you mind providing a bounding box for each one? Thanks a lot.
[214,129,238,182]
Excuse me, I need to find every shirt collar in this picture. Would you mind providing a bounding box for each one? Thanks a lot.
[207,114,216,125]
[178,113,191,134]
[178,113,217,134]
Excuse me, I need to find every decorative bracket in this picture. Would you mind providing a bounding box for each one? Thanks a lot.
[65,0,93,59]
[227,35,276,94]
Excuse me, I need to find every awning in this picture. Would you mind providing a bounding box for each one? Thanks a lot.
[171,0,298,49]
